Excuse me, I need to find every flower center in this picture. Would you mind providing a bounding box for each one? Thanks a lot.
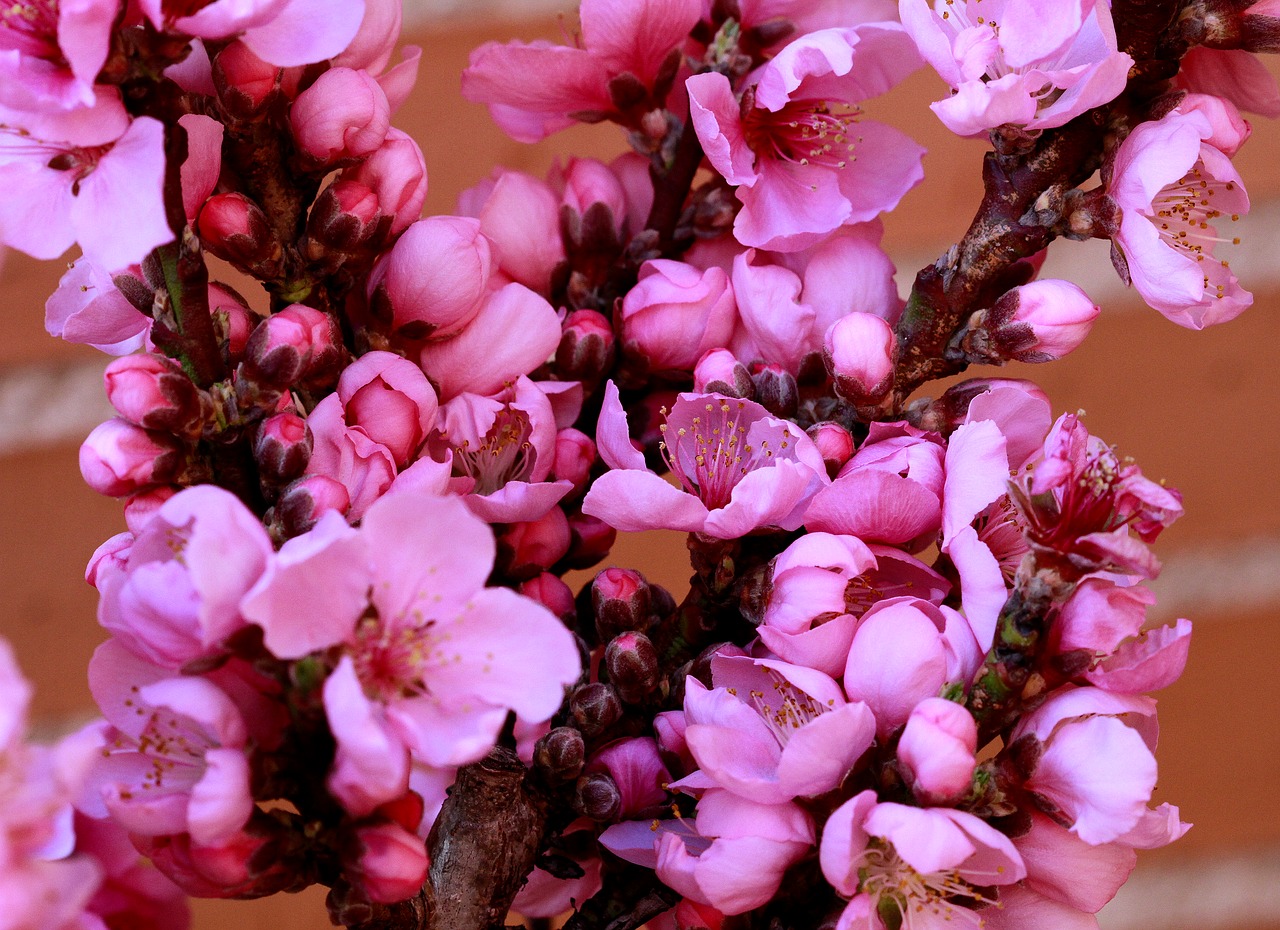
[1150,162,1243,302]
[0,1,59,58]
[856,841,993,929]
[743,670,831,748]
[743,98,862,172]
[112,687,210,795]
[659,398,787,511]
[975,496,1029,584]
[449,407,536,496]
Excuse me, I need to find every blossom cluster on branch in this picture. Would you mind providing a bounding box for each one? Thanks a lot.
[1,0,1277,927]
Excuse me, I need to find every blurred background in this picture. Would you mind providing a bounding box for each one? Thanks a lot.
[1,2,1277,927]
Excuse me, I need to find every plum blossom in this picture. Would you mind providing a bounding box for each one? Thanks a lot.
[582,382,828,537]
[1107,107,1252,329]
[687,26,924,251]
[239,490,580,817]
[0,0,118,114]
[900,0,1133,136]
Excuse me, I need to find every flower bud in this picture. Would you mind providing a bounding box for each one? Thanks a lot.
[604,631,660,704]
[556,309,615,384]
[620,261,735,374]
[336,351,438,466]
[290,67,391,164]
[552,428,596,496]
[255,412,311,485]
[569,682,622,737]
[368,216,491,340]
[197,193,283,275]
[307,180,383,252]
[348,823,428,904]
[592,568,651,642]
[897,697,978,805]
[693,348,753,398]
[342,129,427,236]
[979,279,1100,363]
[241,305,340,389]
[560,158,627,234]
[519,573,576,624]
[750,362,798,418]
[209,284,257,363]
[562,511,617,571]
[806,421,855,478]
[533,726,586,786]
[80,419,184,497]
[824,312,897,406]
[498,508,572,581]
[574,771,622,822]
[213,41,279,119]
[123,486,178,535]
[275,475,350,537]
[103,353,202,434]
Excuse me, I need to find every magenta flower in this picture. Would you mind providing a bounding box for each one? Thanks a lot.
[820,790,1026,930]
[240,490,580,816]
[1108,107,1252,329]
[901,0,1133,136]
[582,382,828,537]
[686,26,924,252]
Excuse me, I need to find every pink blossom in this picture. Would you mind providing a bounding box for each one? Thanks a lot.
[896,697,977,804]
[45,258,150,353]
[686,26,924,251]
[241,490,580,815]
[677,655,875,804]
[1011,812,1136,915]
[341,128,427,236]
[331,0,401,74]
[620,260,737,375]
[820,791,1025,929]
[334,351,439,467]
[347,823,428,904]
[1178,47,1280,119]
[458,169,563,294]
[901,0,1133,136]
[582,382,829,537]
[94,485,274,669]
[727,250,817,372]
[74,813,190,930]
[461,0,700,142]
[79,418,183,498]
[787,222,902,327]
[1107,107,1252,328]
[1081,618,1193,694]
[0,0,117,114]
[304,394,397,520]
[289,67,391,165]
[0,105,172,271]
[973,279,1100,363]
[824,311,897,404]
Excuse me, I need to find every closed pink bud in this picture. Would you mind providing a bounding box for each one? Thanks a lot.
[604,631,659,704]
[553,428,596,495]
[343,129,427,235]
[750,362,797,418]
[104,353,202,433]
[241,305,340,388]
[592,567,651,642]
[824,312,897,405]
[213,41,280,119]
[275,475,350,537]
[499,507,572,580]
[350,823,428,904]
[693,348,752,397]
[519,573,577,624]
[461,169,563,293]
[197,193,282,274]
[210,284,257,362]
[563,511,617,571]
[308,180,383,252]
[556,309,615,384]
[290,67,391,164]
[80,419,184,496]
[255,412,311,484]
[982,279,1100,362]
[897,697,978,805]
[336,351,438,466]
[806,421,855,477]
[369,216,491,340]
[620,261,736,374]
[560,158,627,231]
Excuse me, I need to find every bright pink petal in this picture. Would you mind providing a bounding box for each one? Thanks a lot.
[240,0,366,66]
[1083,618,1192,693]
[580,0,701,82]
[686,72,757,187]
[581,469,710,533]
[323,657,409,816]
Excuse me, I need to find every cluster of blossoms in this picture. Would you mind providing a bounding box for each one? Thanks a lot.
[3,0,1278,926]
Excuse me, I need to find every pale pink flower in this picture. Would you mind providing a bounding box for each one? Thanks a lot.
[290,66,390,165]
[333,351,439,468]
[1107,107,1252,329]
[687,26,924,251]
[901,0,1133,136]
[341,128,427,236]
[461,0,700,142]
[582,382,829,537]
[0,0,118,113]
[820,791,1025,930]
[304,394,397,520]
[44,259,150,354]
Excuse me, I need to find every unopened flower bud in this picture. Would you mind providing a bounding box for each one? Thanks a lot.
[197,193,282,275]
[534,726,586,786]
[979,279,1100,363]
[368,216,491,340]
[241,305,339,389]
[213,41,280,119]
[342,129,427,236]
[275,475,350,537]
[556,309,615,384]
[693,348,753,397]
[592,568,651,642]
[620,261,735,374]
[348,823,428,904]
[104,353,202,434]
[552,428,596,496]
[80,419,184,496]
[807,421,855,478]
[824,312,897,406]
[898,697,978,805]
[569,682,622,737]
[308,180,383,252]
[751,362,798,418]
[574,771,622,822]
[605,631,659,704]
[290,67,390,165]
[255,412,311,485]
[560,158,628,234]
[519,573,577,624]
[562,512,617,571]
[210,284,257,363]
[499,508,572,581]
